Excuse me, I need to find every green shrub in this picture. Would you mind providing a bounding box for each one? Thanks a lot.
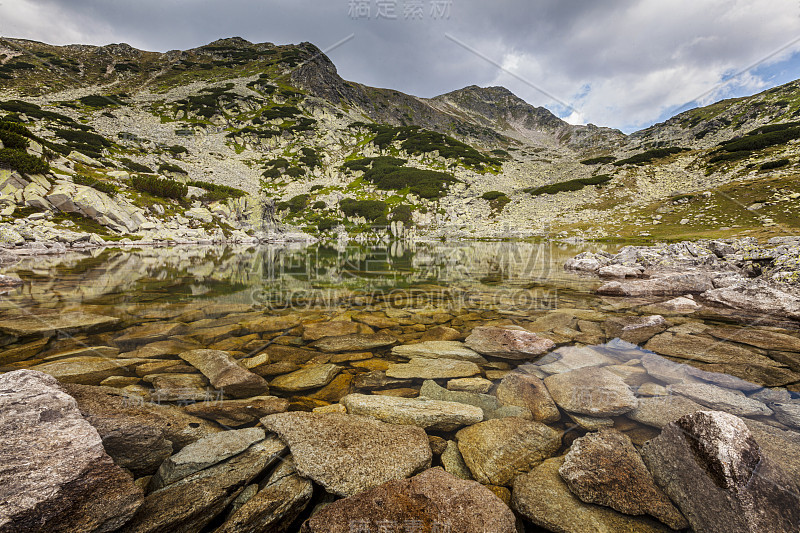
[391,204,413,225]
[187,180,247,201]
[0,120,35,138]
[719,127,800,153]
[277,194,309,213]
[310,185,324,192]
[261,106,301,121]
[0,129,29,150]
[342,156,457,198]
[130,175,187,199]
[0,148,49,174]
[0,100,76,125]
[158,163,186,174]
[317,218,338,231]
[120,158,153,174]
[581,156,617,165]
[166,145,188,155]
[285,167,304,178]
[339,198,387,221]
[613,147,685,166]
[481,191,507,201]
[526,174,613,196]
[761,159,790,170]
[312,200,327,209]
[73,174,117,195]
[79,95,117,108]
[708,151,751,164]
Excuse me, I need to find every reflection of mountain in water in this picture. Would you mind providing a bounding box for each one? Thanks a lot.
[0,242,607,310]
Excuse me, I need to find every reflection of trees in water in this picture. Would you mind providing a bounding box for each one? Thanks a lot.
[1,242,602,309]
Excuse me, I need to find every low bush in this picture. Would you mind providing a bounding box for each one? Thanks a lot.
[342,156,456,198]
[339,198,387,221]
[761,159,790,170]
[481,191,507,201]
[166,145,188,155]
[613,147,685,166]
[277,194,309,213]
[581,156,617,165]
[79,95,117,108]
[526,174,613,196]
[187,180,247,201]
[317,218,338,231]
[0,148,49,174]
[158,163,186,174]
[73,174,118,195]
[130,174,187,199]
[120,158,153,174]
[312,200,326,209]
[708,151,751,164]
[391,204,413,225]
[719,126,800,153]
[0,100,76,125]
[0,129,29,150]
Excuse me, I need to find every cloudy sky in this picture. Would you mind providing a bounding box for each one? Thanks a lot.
[3,0,800,132]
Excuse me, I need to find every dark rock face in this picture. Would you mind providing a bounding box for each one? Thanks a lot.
[300,467,517,533]
[0,370,143,533]
[558,429,687,530]
[641,410,800,533]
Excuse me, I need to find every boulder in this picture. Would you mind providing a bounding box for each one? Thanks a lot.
[598,264,644,278]
[536,345,616,374]
[342,393,483,431]
[597,272,715,296]
[495,371,561,423]
[119,437,286,533]
[391,341,487,363]
[261,412,431,497]
[641,411,800,533]
[456,417,561,486]
[179,349,269,398]
[447,376,493,393]
[559,429,687,530]
[644,332,782,367]
[627,394,705,428]
[667,382,773,417]
[441,440,473,480]
[512,457,672,533]
[0,370,143,533]
[544,366,638,416]
[30,356,148,385]
[300,468,517,533]
[702,281,800,320]
[386,357,480,379]
[418,379,502,415]
[465,326,555,359]
[564,252,611,272]
[311,332,397,352]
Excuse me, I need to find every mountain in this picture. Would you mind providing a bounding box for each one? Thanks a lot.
[0,36,798,243]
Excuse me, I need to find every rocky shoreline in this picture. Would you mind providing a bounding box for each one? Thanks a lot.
[1,238,800,532]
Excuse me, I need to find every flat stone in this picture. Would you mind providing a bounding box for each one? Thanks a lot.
[512,457,672,533]
[641,411,800,533]
[544,366,638,417]
[352,370,412,391]
[0,337,49,365]
[151,428,266,489]
[261,412,432,497]
[599,264,644,278]
[559,429,687,530]
[179,349,269,398]
[392,341,487,363]
[386,357,480,379]
[603,315,667,344]
[465,326,555,359]
[419,379,501,415]
[420,325,462,341]
[772,402,800,429]
[668,382,773,417]
[145,373,214,402]
[745,418,800,484]
[706,326,800,353]
[269,363,341,392]
[342,393,483,431]
[119,437,286,533]
[352,312,400,329]
[302,320,369,341]
[597,272,714,296]
[0,311,119,337]
[311,332,397,352]
[447,377,493,393]
[566,412,615,430]
[628,394,705,428]
[702,281,800,320]
[184,396,289,426]
[42,345,121,362]
[214,458,312,533]
[124,339,201,359]
[456,417,561,486]
[537,345,616,374]
[30,356,147,385]
[0,370,143,533]
[300,467,517,533]
[115,322,187,347]
[240,314,302,333]
[495,371,560,423]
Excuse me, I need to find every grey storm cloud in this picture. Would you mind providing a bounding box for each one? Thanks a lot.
[3,0,800,131]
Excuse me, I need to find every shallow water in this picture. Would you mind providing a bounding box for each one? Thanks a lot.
[0,241,798,439]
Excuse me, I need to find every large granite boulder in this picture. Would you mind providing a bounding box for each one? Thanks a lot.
[0,370,143,533]
[495,371,560,423]
[261,412,432,497]
[300,467,517,533]
[465,326,555,360]
[641,411,800,533]
[559,429,687,530]
[544,366,638,416]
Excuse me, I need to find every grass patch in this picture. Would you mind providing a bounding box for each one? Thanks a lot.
[73,174,118,195]
[158,163,186,174]
[760,159,790,170]
[342,156,456,198]
[188,180,247,201]
[0,148,49,174]
[581,156,617,165]
[130,174,187,199]
[120,158,153,174]
[614,147,686,166]
[340,198,387,221]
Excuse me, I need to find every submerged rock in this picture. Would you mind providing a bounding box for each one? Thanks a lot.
[641,411,800,533]
[495,371,560,423]
[269,363,341,392]
[300,467,517,533]
[342,392,483,431]
[392,340,487,363]
[544,366,638,417]
[0,311,119,337]
[385,357,480,379]
[311,332,397,352]
[0,370,143,533]
[465,326,555,359]
[559,429,687,530]
[179,349,269,398]
[183,396,289,426]
[261,412,431,497]
[456,417,561,486]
